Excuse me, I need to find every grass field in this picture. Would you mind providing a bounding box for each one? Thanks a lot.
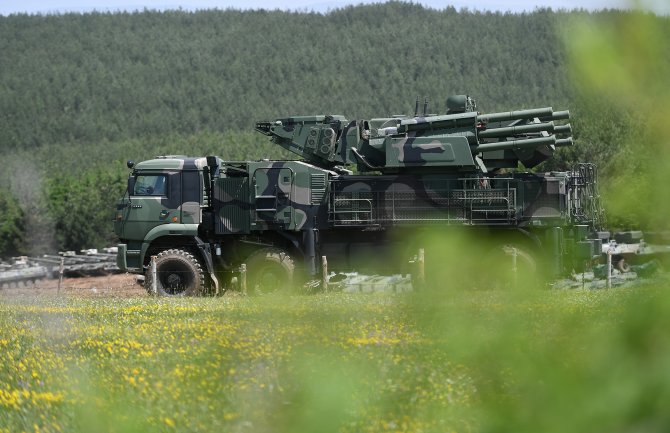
[1,283,670,433]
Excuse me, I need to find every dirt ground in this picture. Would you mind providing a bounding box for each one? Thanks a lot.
[0,273,148,298]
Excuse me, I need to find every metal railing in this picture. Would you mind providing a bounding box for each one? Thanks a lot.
[329,178,518,226]
[569,163,605,229]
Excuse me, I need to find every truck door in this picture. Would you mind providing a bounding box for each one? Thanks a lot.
[121,171,182,241]
[180,170,203,225]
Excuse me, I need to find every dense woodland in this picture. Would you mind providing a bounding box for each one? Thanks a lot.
[0,3,668,257]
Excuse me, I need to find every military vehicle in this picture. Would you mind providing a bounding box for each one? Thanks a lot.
[114,95,605,295]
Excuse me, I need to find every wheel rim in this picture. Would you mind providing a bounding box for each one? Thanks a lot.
[159,263,195,295]
[617,259,631,273]
[244,248,295,295]
[254,266,285,294]
[163,272,186,294]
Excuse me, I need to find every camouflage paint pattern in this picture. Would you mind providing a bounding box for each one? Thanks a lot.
[206,159,599,235]
[256,96,572,174]
[328,171,586,229]
[213,160,333,234]
[116,96,603,279]
[114,157,210,270]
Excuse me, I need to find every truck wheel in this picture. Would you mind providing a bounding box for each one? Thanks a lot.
[616,257,630,273]
[145,249,205,296]
[244,247,295,295]
[477,243,538,290]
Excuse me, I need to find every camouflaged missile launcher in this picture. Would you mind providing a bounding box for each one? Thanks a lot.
[255,95,573,174]
[115,95,602,296]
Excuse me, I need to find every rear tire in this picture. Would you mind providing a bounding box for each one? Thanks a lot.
[616,257,631,273]
[245,247,295,295]
[144,249,205,296]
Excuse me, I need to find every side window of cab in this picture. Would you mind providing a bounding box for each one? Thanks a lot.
[133,174,167,196]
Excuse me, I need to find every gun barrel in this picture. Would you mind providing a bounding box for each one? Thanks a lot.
[478,121,556,139]
[397,112,477,133]
[477,107,554,123]
[476,136,556,153]
[478,108,571,123]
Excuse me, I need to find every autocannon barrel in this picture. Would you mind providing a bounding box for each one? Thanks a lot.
[478,121,573,139]
[478,108,570,123]
[478,121,556,139]
[477,107,553,123]
[476,136,556,152]
[397,112,477,133]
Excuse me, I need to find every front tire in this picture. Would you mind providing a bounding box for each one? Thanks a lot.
[144,249,205,296]
[245,247,295,295]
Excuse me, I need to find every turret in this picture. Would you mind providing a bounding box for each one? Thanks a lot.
[255,95,573,174]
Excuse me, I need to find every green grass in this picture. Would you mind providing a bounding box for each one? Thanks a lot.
[2,286,670,433]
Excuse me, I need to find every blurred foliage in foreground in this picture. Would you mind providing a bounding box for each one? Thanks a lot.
[409,283,670,433]
[563,10,670,229]
[1,285,670,433]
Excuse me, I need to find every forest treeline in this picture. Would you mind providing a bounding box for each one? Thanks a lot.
[0,3,668,257]
[0,3,574,150]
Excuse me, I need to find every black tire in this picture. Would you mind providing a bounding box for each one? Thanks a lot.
[616,257,631,273]
[144,249,205,296]
[244,247,295,295]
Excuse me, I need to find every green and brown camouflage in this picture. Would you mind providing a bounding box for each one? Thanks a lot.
[255,95,573,174]
[214,160,332,233]
[114,156,213,272]
[114,95,605,295]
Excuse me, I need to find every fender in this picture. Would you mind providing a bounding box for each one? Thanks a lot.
[145,223,199,242]
[139,224,220,294]
[193,236,220,294]
[139,223,199,267]
[511,227,542,250]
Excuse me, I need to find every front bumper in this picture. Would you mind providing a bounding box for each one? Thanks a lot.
[116,243,142,273]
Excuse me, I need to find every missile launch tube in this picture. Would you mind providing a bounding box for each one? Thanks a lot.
[476,136,557,152]
[546,110,570,121]
[553,123,572,134]
[555,138,574,147]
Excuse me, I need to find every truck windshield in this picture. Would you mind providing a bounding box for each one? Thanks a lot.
[133,174,167,196]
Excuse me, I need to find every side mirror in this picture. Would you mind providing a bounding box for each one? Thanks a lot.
[127,176,136,195]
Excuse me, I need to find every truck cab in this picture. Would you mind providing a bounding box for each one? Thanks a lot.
[114,156,211,273]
